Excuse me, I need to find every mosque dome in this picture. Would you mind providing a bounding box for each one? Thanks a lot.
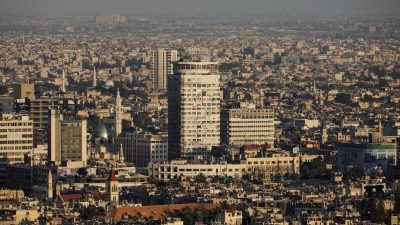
[293,58,301,65]
[92,124,112,140]
[105,79,115,89]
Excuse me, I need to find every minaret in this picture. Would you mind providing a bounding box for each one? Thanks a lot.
[115,88,122,137]
[106,169,119,203]
[119,144,125,164]
[378,119,383,142]
[61,70,66,93]
[92,67,97,88]
[321,119,328,145]
[47,168,53,200]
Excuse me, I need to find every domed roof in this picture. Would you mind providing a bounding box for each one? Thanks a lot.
[105,79,115,89]
[92,124,111,140]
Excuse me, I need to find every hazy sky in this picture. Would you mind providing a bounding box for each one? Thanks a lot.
[0,0,399,16]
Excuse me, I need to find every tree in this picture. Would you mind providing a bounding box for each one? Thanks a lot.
[335,93,352,105]
[0,85,8,95]
[194,173,207,183]
[79,205,99,220]
[77,168,88,176]
[363,94,374,102]
[344,164,364,181]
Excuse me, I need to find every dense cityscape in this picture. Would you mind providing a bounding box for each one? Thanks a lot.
[0,8,400,225]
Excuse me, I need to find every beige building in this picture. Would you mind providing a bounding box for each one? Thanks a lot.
[116,131,168,167]
[11,83,35,100]
[217,210,243,225]
[150,48,178,91]
[0,207,39,225]
[0,189,24,201]
[221,107,274,147]
[0,114,33,164]
[148,151,299,182]
[48,110,87,166]
[244,151,300,180]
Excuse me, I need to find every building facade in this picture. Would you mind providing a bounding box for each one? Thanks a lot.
[168,59,221,160]
[221,108,274,147]
[116,131,168,167]
[48,110,87,166]
[14,98,81,145]
[337,142,397,174]
[0,114,33,164]
[150,48,178,91]
[148,151,299,182]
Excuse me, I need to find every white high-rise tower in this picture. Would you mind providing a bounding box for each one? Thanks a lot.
[115,88,122,137]
[150,48,178,91]
[168,57,220,160]
[92,67,97,88]
[61,70,66,93]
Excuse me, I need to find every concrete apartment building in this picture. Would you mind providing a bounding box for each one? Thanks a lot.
[116,131,168,167]
[48,110,87,167]
[168,58,221,160]
[0,114,33,164]
[150,48,178,91]
[14,98,81,145]
[0,114,33,187]
[221,107,275,147]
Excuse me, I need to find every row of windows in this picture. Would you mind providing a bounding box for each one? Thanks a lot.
[230,116,274,119]
[0,128,32,132]
[0,140,32,144]
[0,146,31,150]
[0,152,27,156]
[230,130,274,134]
[181,83,220,88]
[0,122,32,127]
[247,160,299,165]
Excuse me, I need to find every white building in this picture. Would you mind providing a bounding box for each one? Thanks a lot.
[148,160,244,181]
[150,48,178,91]
[0,114,33,164]
[115,88,123,137]
[221,108,274,147]
[116,131,168,167]
[168,58,221,160]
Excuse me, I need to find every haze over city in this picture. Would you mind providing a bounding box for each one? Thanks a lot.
[1,0,400,16]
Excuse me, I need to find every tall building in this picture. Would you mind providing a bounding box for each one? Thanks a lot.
[92,67,97,88]
[14,98,81,145]
[150,49,178,91]
[221,107,275,147]
[167,58,221,160]
[60,70,66,93]
[48,110,62,162]
[11,83,35,100]
[47,110,87,167]
[114,88,122,137]
[0,114,33,186]
[0,114,33,164]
